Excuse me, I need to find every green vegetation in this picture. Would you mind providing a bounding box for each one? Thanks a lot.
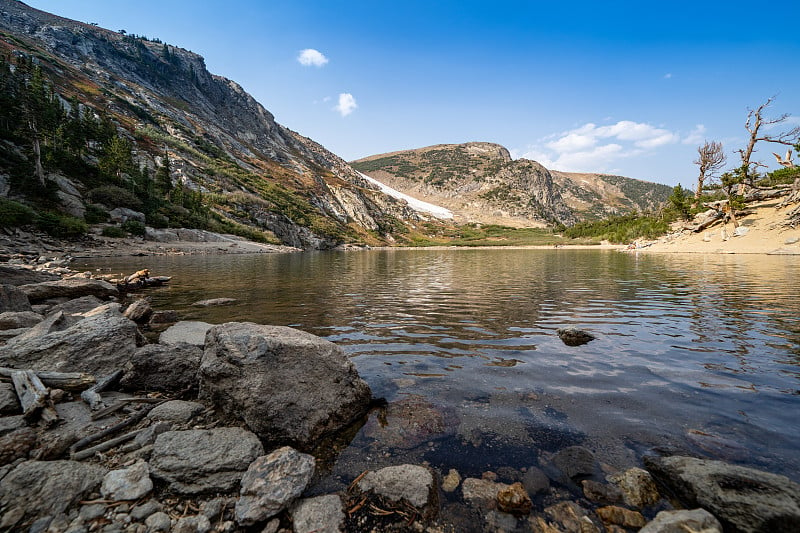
[0,197,35,228]
[34,212,87,239]
[121,219,146,236]
[398,222,595,247]
[563,213,669,243]
[101,225,126,238]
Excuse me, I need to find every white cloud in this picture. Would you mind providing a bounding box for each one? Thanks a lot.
[518,120,680,172]
[297,48,328,67]
[664,73,673,79]
[682,124,707,145]
[335,93,357,117]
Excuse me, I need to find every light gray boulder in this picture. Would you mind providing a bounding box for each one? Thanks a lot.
[120,343,202,392]
[291,495,344,533]
[147,400,204,424]
[0,265,59,286]
[159,321,213,347]
[150,428,263,495]
[109,207,145,224]
[199,322,372,448]
[645,455,800,533]
[0,305,141,374]
[640,508,722,533]
[0,460,106,526]
[235,446,315,526]
[357,464,434,509]
[18,278,118,303]
[48,295,103,316]
[0,284,31,312]
[101,460,153,501]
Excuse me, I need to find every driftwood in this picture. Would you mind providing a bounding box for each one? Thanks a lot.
[11,370,59,426]
[91,397,163,421]
[0,367,95,391]
[116,272,171,292]
[69,400,163,456]
[71,428,143,461]
[744,187,791,202]
[80,369,123,410]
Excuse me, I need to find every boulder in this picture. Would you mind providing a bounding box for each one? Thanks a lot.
[291,495,344,533]
[1,305,141,374]
[552,445,597,479]
[0,460,106,526]
[199,322,372,448]
[357,464,434,509]
[123,298,153,324]
[0,284,32,312]
[48,295,103,316]
[109,207,145,223]
[147,400,204,424]
[235,446,315,526]
[0,427,37,464]
[120,343,202,392]
[18,278,118,303]
[0,265,59,286]
[101,460,153,501]
[609,467,660,508]
[644,455,800,533]
[150,428,263,495]
[160,320,213,347]
[640,508,723,533]
[0,311,42,330]
[557,328,596,346]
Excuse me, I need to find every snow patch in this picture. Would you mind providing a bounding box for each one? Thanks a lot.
[358,172,453,219]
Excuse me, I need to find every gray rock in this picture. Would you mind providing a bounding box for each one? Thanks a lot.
[0,460,106,525]
[150,428,263,495]
[522,466,550,495]
[0,265,59,286]
[462,478,509,511]
[101,460,153,501]
[49,295,104,316]
[0,311,42,330]
[640,508,723,533]
[147,400,204,424]
[0,284,32,312]
[0,415,26,436]
[552,445,597,479]
[144,512,171,532]
[19,278,118,303]
[192,298,237,307]
[234,446,315,526]
[645,455,800,533]
[609,467,660,508]
[159,321,213,347]
[133,422,172,448]
[199,497,230,521]
[120,343,202,392]
[543,501,596,532]
[122,299,152,324]
[109,208,145,224]
[199,322,372,448]
[79,503,107,521]
[357,464,434,509]
[557,327,596,346]
[0,327,30,342]
[291,495,344,533]
[149,310,179,325]
[172,515,211,533]
[130,500,162,521]
[1,305,140,374]
[0,382,20,415]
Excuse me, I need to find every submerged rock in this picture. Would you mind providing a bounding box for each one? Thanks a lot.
[557,328,596,346]
[291,494,344,533]
[497,482,532,515]
[199,322,372,449]
[357,464,434,509]
[609,467,660,508]
[644,455,800,533]
[552,445,597,479]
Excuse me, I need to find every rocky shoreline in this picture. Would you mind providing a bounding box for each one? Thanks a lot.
[1,252,800,532]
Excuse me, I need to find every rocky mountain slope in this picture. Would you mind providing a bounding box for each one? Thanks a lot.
[0,0,419,249]
[352,143,672,226]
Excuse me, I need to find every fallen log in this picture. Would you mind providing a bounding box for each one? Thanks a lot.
[0,367,95,391]
[11,370,59,426]
[90,397,163,421]
[69,400,163,455]
[71,428,143,461]
[80,369,123,410]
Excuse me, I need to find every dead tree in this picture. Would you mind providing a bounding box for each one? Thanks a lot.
[694,140,726,201]
[738,96,800,189]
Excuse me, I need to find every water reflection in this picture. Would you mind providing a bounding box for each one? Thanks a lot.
[79,249,800,482]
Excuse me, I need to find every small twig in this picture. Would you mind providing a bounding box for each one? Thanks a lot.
[347,496,367,515]
[348,470,368,492]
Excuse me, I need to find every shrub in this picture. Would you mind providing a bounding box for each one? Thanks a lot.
[121,220,146,236]
[101,225,126,238]
[84,203,110,224]
[88,185,142,210]
[35,212,88,239]
[145,212,169,228]
[0,198,36,228]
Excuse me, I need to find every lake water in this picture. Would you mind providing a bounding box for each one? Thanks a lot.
[77,249,800,491]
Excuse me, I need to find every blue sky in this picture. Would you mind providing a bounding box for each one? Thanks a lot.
[23,0,800,186]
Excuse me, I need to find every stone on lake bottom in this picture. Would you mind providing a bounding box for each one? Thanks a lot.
[639,508,722,533]
[357,464,434,509]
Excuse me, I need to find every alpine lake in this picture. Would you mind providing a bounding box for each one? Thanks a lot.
[76,248,800,496]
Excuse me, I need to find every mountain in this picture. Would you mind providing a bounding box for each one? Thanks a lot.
[0,0,419,249]
[351,143,673,226]
[351,142,577,227]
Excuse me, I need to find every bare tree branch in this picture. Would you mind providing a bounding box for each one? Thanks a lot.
[694,140,726,200]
